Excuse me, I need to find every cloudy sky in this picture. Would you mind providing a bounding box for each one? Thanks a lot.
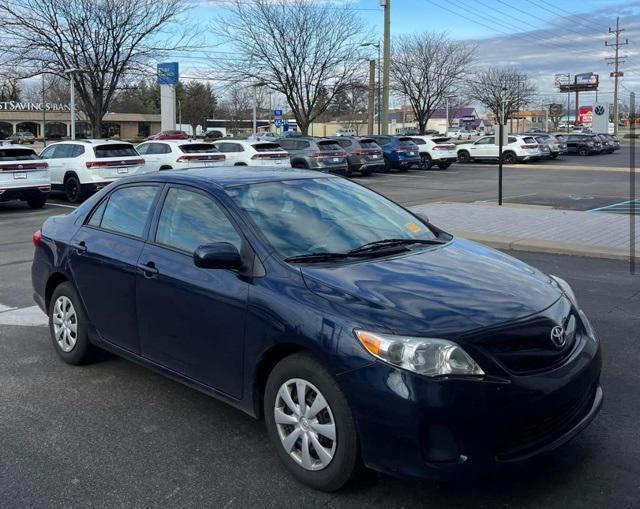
[181,0,639,108]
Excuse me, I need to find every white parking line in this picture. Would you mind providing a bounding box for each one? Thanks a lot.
[46,203,77,209]
[0,305,48,327]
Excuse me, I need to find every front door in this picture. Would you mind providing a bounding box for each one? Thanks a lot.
[69,184,161,352]
[136,185,248,398]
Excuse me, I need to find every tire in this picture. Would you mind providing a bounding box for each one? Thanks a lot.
[64,175,83,203]
[264,352,361,492]
[457,151,471,164]
[501,152,517,164]
[549,153,559,159]
[159,165,173,171]
[421,153,433,170]
[26,196,47,209]
[48,282,95,365]
[359,168,373,176]
[234,163,247,166]
[293,163,307,169]
[578,147,589,156]
[382,156,391,172]
[437,162,451,170]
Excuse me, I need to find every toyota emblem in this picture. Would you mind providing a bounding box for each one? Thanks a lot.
[594,105,605,116]
[550,326,566,349]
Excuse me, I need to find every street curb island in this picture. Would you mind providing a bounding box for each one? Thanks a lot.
[410,202,638,263]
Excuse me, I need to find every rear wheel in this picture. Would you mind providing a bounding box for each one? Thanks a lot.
[159,165,173,171]
[420,153,433,170]
[382,156,391,172]
[48,282,95,365]
[578,147,589,156]
[264,353,361,492]
[359,168,373,176]
[26,196,47,209]
[437,162,452,170]
[549,153,559,159]
[457,151,471,164]
[64,175,83,203]
[293,162,307,169]
[501,152,517,164]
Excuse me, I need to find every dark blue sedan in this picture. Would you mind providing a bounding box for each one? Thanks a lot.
[31,168,602,491]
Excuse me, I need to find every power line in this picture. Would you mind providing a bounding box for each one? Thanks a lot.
[532,0,605,31]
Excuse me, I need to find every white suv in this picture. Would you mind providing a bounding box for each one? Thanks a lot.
[40,140,144,202]
[212,140,291,167]
[0,145,50,208]
[456,135,544,164]
[410,136,458,170]
[135,140,225,173]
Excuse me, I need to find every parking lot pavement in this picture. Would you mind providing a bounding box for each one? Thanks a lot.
[1,206,639,508]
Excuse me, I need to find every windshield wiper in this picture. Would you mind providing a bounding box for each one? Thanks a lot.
[284,252,349,263]
[347,238,446,255]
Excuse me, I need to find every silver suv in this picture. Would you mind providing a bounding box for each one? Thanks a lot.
[277,137,348,174]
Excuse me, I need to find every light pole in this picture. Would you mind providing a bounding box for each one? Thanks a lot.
[251,81,268,137]
[361,42,381,134]
[64,68,87,140]
[444,95,456,135]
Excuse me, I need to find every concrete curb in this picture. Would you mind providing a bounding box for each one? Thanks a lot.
[451,230,639,263]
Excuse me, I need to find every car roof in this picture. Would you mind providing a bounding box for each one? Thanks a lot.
[125,166,332,189]
[141,139,212,145]
[48,139,133,146]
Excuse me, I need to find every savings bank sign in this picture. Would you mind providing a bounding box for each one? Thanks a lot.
[0,101,71,112]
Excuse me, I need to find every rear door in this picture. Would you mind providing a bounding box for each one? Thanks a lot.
[39,144,68,185]
[69,184,161,352]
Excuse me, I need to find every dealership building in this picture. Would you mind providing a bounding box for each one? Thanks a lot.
[0,101,161,139]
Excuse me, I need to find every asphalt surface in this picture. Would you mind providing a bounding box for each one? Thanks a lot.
[1,203,639,508]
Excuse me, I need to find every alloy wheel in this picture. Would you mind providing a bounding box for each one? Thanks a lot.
[274,378,337,471]
[52,296,78,352]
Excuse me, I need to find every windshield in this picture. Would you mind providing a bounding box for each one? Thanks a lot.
[227,177,436,259]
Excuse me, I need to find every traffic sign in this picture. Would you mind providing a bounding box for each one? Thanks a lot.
[273,109,283,118]
[274,119,282,128]
[157,62,179,85]
[283,121,289,132]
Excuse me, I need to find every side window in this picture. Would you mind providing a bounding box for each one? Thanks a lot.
[40,146,56,159]
[99,186,158,238]
[297,141,310,149]
[155,187,242,254]
[72,145,85,157]
[54,144,76,158]
[136,144,149,155]
[159,143,172,154]
[87,199,107,227]
[475,137,494,145]
[214,143,229,152]
[278,140,294,150]
[508,137,517,144]
[336,139,351,148]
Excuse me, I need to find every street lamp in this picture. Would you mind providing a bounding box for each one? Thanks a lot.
[444,95,456,135]
[251,81,268,137]
[361,42,381,134]
[64,68,88,140]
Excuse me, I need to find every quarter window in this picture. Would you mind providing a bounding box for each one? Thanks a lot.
[99,186,158,238]
[155,187,242,254]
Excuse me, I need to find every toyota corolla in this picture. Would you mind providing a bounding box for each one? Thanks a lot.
[31,168,602,491]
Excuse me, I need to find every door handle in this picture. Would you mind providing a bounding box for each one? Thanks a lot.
[72,241,87,253]
[138,261,159,277]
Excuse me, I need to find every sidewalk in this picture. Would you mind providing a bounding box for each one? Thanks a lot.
[410,202,638,262]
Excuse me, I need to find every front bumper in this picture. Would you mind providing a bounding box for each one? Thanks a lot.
[337,333,602,480]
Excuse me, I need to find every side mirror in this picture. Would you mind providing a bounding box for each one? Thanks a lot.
[415,212,430,224]
[194,242,243,270]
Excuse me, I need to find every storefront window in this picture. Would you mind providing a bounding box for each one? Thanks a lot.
[138,122,150,138]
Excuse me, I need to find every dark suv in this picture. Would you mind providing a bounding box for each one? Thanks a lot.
[326,136,384,176]
[369,135,421,171]
[277,137,348,174]
[564,134,600,156]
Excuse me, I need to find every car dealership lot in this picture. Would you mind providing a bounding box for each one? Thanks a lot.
[1,185,639,507]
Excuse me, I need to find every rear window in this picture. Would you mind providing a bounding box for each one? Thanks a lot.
[410,138,426,145]
[522,137,537,144]
[431,137,451,144]
[372,136,391,145]
[94,144,138,158]
[0,148,38,161]
[554,135,566,141]
[358,139,379,149]
[317,141,342,151]
[252,143,284,152]
[179,143,218,153]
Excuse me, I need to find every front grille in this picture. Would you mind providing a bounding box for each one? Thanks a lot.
[497,384,597,460]
[468,297,581,374]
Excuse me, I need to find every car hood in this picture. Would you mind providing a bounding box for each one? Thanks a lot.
[301,239,561,337]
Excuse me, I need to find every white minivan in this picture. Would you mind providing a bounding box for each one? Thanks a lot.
[40,140,144,202]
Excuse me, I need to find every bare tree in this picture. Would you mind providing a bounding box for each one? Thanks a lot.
[214,0,366,135]
[328,81,369,128]
[0,0,191,137]
[390,33,475,134]
[465,67,537,124]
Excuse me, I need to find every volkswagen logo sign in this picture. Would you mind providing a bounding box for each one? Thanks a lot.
[17,164,23,169]
[594,105,605,116]
[550,325,566,349]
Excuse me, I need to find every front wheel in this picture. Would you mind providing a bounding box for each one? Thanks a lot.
[264,353,361,492]
[457,151,471,164]
[578,148,589,156]
[501,152,517,164]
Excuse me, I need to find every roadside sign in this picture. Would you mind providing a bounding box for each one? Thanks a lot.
[157,62,179,85]
[273,109,283,118]
[283,121,289,132]
[274,119,282,128]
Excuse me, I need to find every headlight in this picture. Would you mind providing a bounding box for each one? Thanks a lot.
[354,330,484,377]
[549,275,578,308]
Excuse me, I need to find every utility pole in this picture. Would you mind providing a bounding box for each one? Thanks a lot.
[381,0,390,135]
[368,60,375,135]
[606,16,628,136]
[41,72,46,147]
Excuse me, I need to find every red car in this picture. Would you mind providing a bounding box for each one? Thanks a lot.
[146,130,189,141]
